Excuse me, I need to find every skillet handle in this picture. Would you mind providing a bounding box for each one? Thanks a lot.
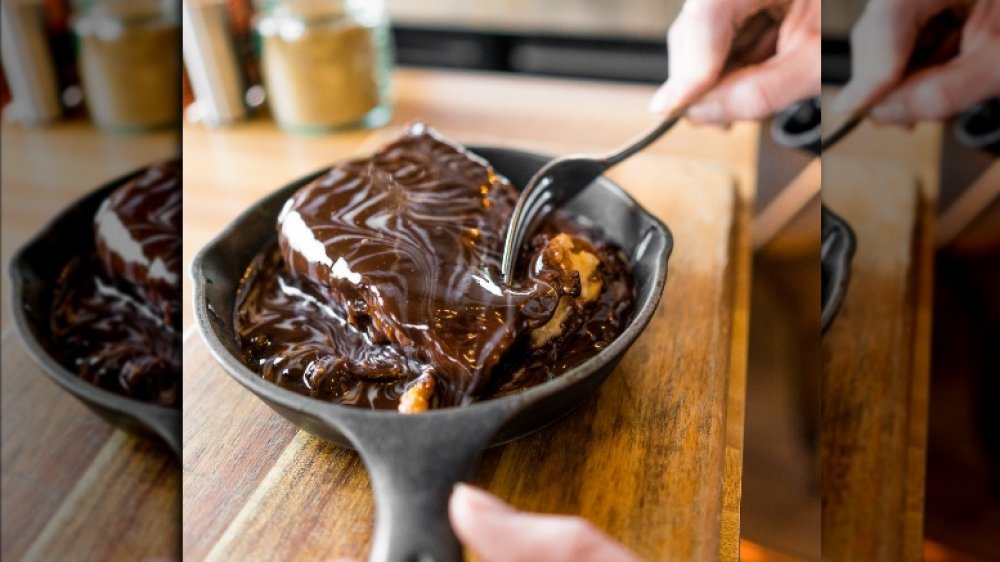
[771,96,822,156]
[333,405,510,562]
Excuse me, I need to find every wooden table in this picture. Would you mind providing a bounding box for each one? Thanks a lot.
[182,68,756,561]
[820,118,940,561]
[0,123,180,560]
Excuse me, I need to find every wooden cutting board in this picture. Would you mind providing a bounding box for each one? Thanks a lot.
[0,123,180,561]
[0,68,755,561]
[821,153,935,561]
[182,67,754,560]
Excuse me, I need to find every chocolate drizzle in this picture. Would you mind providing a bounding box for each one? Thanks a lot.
[94,160,182,325]
[236,125,634,410]
[49,160,181,407]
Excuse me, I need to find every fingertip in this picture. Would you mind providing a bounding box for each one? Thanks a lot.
[450,485,535,561]
[648,83,676,114]
[448,484,477,544]
[449,483,514,529]
[451,483,506,508]
[649,80,706,115]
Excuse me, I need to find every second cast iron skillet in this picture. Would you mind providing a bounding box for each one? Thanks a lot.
[193,146,672,562]
[821,207,856,333]
[8,167,181,455]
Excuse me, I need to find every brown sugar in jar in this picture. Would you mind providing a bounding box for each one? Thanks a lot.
[255,0,392,133]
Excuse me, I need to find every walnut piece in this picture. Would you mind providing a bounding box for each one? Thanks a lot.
[398,373,436,414]
[530,234,603,348]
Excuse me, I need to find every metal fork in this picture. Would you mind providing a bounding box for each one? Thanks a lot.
[499,7,793,284]
[499,108,686,284]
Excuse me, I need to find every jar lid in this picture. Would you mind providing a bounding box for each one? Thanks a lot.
[255,0,351,39]
[74,0,173,19]
[73,0,177,38]
[256,0,346,20]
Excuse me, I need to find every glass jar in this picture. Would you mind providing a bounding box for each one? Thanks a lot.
[73,0,181,132]
[255,0,392,133]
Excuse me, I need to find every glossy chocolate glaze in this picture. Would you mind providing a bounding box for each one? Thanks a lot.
[49,160,181,407]
[95,159,182,325]
[236,125,634,410]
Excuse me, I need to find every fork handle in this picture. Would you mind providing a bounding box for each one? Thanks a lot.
[601,108,687,168]
[600,6,789,167]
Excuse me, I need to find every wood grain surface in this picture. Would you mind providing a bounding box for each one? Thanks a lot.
[821,153,936,562]
[0,123,180,560]
[182,68,755,561]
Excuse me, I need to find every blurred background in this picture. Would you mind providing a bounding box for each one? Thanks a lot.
[175,0,681,129]
[1,0,179,130]
[1,1,180,560]
[823,2,1000,561]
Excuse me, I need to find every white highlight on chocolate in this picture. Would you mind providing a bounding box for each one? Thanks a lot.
[472,273,503,297]
[95,198,179,285]
[281,204,363,285]
[280,206,333,267]
[332,257,362,285]
[149,257,175,286]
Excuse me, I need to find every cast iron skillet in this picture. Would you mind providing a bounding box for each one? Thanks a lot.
[193,146,672,562]
[771,97,857,333]
[7,167,182,456]
[821,207,856,334]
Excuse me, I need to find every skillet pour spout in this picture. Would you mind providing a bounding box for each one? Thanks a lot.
[193,146,672,562]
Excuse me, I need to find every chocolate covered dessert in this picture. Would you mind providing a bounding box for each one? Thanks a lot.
[49,160,181,407]
[236,124,634,412]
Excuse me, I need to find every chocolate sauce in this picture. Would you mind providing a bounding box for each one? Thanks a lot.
[49,160,181,407]
[236,125,634,410]
[94,159,182,325]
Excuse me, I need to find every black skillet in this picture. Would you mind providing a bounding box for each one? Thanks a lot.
[820,207,856,334]
[193,146,672,562]
[771,97,857,333]
[7,167,182,456]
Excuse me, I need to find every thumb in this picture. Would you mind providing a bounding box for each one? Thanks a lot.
[449,483,642,562]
